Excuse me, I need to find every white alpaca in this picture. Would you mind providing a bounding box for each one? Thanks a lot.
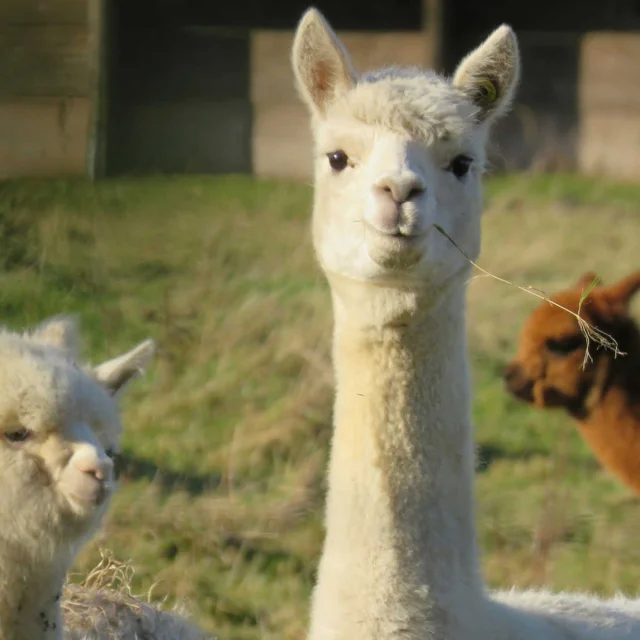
[0,315,208,640]
[292,8,640,640]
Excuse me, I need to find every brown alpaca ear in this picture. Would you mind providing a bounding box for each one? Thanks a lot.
[575,271,600,291]
[601,271,640,312]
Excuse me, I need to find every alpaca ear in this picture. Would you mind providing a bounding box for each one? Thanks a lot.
[292,8,356,116]
[31,315,80,360]
[576,271,600,291]
[93,339,156,398]
[601,272,640,310]
[452,24,520,124]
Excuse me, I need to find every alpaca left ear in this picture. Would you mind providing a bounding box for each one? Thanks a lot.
[31,315,80,360]
[93,339,156,398]
[452,24,520,124]
[602,272,640,311]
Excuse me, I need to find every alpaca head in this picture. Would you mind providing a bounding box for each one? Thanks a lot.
[292,9,519,319]
[0,315,155,557]
[504,272,640,416]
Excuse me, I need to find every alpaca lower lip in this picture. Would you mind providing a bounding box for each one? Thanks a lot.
[69,484,110,509]
[505,379,534,403]
[366,235,423,269]
[363,221,422,241]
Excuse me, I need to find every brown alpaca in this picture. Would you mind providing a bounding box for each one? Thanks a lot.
[504,271,640,494]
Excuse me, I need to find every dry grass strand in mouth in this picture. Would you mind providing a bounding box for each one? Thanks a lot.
[433,224,624,369]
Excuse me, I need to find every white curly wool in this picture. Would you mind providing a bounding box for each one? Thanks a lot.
[63,584,210,640]
[292,7,640,639]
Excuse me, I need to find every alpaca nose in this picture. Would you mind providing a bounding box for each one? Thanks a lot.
[72,448,113,482]
[503,362,535,403]
[503,362,518,383]
[374,173,425,204]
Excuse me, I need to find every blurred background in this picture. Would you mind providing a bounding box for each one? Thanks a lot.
[2,1,640,639]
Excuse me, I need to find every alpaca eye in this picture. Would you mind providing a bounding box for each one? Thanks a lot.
[546,335,584,356]
[327,150,349,172]
[447,155,473,179]
[5,428,32,444]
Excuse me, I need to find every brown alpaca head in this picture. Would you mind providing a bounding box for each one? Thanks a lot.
[504,271,640,418]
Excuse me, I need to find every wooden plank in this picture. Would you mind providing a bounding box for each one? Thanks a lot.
[252,103,312,179]
[86,0,106,178]
[251,30,430,106]
[581,33,640,112]
[579,109,640,179]
[0,98,90,177]
[0,26,90,97]
[0,0,86,25]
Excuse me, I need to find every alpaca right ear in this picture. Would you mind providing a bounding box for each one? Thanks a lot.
[452,24,520,124]
[93,339,156,398]
[292,8,356,116]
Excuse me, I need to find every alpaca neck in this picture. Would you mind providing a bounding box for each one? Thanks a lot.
[0,540,67,640]
[577,370,640,495]
[309,277,482,639]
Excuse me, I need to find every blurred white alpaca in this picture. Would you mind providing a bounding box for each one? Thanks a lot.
[0,315,209,639]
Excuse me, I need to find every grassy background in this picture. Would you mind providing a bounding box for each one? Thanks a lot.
[1,174,640,638]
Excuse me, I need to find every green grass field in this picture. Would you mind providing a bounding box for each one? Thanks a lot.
[1,173,640,639]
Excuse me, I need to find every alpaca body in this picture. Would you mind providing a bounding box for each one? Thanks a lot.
[0,552,68,640]
[578,390,640,494]
[505,271,640,495]
[292,9,640,639]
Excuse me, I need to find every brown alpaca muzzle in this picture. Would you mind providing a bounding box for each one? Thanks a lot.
[503,362,535,403]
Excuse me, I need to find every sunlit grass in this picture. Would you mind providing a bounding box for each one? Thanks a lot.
[0,173,639,638]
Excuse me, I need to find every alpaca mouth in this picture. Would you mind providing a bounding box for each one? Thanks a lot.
[504,373,535,404]
[67,482,112,511]
[364,220,423,241]
[363,224,424,269]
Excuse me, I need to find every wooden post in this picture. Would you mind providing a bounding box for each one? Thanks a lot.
[87,0,108,178]
[423,0,443,72]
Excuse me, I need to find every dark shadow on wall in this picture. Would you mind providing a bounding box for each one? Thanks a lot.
[115,0,423,31]
[105,1,252,175]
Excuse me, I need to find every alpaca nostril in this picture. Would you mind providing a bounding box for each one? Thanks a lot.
[375,175,425,204]
[73,457,112,482]
[407,186,424,201]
